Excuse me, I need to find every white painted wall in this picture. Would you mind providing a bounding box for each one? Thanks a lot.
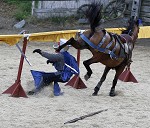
[38,0,110,9]
[32,0,110,18]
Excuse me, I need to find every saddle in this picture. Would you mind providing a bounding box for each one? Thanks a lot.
[113,34,133,55]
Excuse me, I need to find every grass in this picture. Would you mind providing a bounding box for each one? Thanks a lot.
[4,0,32,21]
[3,0,78,26]
[49,15,77,25]
[26,15,78,29]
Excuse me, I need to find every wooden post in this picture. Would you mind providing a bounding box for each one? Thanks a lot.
[131,0,142,18]
[2,37,28,98]
[32,1,35,15]
[119,67,138,83]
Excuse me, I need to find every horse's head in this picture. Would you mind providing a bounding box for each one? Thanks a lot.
[122,17,140,42]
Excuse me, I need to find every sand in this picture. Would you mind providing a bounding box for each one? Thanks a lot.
[0,38,150,128]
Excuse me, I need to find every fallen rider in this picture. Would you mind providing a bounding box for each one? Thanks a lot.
[28,39,79,96]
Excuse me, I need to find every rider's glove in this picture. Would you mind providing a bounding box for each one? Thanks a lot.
[33,49,42,54]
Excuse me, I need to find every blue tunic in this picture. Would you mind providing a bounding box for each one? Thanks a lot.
[60,51,79,81]
[31,51,79,89]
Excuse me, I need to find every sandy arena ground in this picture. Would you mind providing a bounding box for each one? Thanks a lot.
[0,38,150,128]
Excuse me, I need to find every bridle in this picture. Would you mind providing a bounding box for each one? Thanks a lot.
[128,24,139,41]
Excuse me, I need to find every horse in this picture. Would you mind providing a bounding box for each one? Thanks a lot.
[56,2,140,96]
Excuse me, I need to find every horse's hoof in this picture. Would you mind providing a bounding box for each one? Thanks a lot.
[109,92,116,97]
[92,87,99,96]
[92,92,98,96]
[84,74,89,81]
[109,88,116,97]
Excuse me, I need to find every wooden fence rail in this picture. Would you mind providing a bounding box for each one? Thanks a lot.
[140,0,150,24]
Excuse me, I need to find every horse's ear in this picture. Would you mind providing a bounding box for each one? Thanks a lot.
[137,19,142,26]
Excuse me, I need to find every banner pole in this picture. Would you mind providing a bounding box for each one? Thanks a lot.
[16,37,28,81]
[2,37,28,98]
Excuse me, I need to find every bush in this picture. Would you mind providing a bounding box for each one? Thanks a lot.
[4,0,32,21]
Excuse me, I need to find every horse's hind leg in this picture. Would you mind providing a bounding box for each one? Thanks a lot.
[109,65,126,97]
[92,66,111,96]
[57,38,74,51]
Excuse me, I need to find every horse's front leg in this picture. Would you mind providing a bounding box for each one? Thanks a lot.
[93,66,110,96]
[83,59,93,81]
[109,65,126,96]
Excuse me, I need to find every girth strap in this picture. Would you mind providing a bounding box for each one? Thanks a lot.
[97,32,107,48]
[106,40,113,49]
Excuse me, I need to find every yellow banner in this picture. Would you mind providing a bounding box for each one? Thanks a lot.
[107,26,150,38]
[0,35,23,46]
[0,26,149,46]
[138,26,150,38]
[29,30,78,42]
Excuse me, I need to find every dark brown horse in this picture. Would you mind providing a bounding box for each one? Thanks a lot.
[57,2,140,96]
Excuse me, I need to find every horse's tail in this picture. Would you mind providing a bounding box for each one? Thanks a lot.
[85,2,103,32]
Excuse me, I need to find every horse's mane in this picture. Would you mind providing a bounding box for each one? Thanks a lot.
[122,18,139,36]
[85,2,103,32]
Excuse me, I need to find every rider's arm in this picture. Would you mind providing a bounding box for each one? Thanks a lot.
[41,51,64,62]
[41,51,65,71]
